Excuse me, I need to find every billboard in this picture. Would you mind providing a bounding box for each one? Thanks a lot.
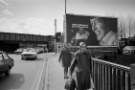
[65,14,118,46]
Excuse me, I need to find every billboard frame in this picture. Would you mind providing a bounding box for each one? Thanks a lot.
[64,13,118,46]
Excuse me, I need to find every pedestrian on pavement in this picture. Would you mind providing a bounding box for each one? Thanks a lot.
[68,42,94,90]
[59,43,73,79]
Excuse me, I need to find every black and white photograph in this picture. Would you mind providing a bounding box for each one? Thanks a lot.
[0,0,135,90]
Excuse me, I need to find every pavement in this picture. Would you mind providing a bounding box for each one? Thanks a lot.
[46,53,65,90]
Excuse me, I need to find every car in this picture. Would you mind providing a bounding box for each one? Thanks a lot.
[0,51,14,76]
[14,48,24,54]
[21,48,38,60]
[123,46,135,55]
[35,47,44,54]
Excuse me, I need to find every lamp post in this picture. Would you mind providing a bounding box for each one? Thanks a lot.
[54,19,57,35]
[54,19,57,53]
[64,0,67,43]
[65,0,67,14]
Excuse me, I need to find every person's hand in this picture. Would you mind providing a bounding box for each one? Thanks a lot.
[58,59,62,65]
[67,68,69,76]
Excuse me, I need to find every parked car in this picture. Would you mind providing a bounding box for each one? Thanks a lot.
[0,51,14,76]
[21,48,38,60]
[35,47,44,54]
[14,48,24,54]
[123,46,135,55]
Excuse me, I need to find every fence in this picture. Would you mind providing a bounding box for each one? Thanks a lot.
[92,58,131,90]
[70,46,118,58]
[69,46,131,90]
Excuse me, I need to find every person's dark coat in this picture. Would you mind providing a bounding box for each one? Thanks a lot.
[59,47,72,68]
[69,48,92,90]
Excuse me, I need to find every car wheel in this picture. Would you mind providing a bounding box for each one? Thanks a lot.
[5,70,10,76]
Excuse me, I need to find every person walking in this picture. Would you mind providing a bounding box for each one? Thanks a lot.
[68,42,94,90]
[59,43,73,79]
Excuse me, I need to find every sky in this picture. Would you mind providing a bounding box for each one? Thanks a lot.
[0,0,135,35]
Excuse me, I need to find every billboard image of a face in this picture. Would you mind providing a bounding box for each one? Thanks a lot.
[65,14,118,46]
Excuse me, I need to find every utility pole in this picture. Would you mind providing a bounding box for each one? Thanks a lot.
[54,19,57,35]
[65,0,67,14]
[64,0,67,43]
[54,19,57,54]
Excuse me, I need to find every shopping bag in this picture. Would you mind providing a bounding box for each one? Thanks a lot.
[64,77,75,90]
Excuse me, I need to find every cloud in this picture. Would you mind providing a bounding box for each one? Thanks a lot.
[0,17,55,35]
[0,0,8,6]
[1,9,14,16]
[0,0,14,17]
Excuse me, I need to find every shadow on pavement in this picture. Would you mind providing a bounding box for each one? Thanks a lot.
[0,73,24,90]
[21,57,44,61]
[36,57,44,61]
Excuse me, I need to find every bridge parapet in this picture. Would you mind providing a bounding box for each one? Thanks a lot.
[70,46,133,90]
[92,58,131,90]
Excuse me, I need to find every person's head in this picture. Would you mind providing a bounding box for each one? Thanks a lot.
[79,42,87,49]
[90,17,117,41]
[78,28,85,34]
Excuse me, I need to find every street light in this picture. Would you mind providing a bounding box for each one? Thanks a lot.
[54,19,57,53]
[65,0,67,14]
[64,0,67,43]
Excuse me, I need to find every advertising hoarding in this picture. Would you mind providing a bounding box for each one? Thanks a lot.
[65,14,118,46]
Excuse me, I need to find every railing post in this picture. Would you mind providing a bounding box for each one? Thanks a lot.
[130,64,135,90]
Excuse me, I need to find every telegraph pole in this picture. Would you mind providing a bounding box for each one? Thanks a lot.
[64,0,67,43]
[54,19,57,54]
[65,0,67,14]
[54,19,57,35]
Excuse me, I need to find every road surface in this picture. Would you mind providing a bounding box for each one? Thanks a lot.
[0,53,48,90]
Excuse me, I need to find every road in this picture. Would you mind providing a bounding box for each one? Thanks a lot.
[0,53,48,90]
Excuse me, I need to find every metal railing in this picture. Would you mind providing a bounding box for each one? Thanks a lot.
[69,46,131,90]
[92,58,131,90]
[69,46,118,57]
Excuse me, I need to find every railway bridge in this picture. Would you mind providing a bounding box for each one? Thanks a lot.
[0,32,54,52]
